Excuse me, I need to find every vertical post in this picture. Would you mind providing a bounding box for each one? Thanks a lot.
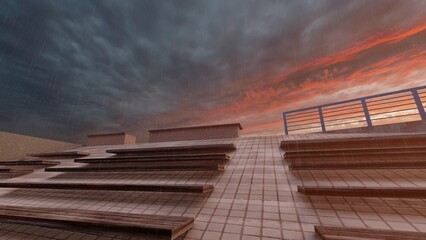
[283,112,289,135]
[318,107,326,133]
[361,99,373,127]
[412,89,426,121]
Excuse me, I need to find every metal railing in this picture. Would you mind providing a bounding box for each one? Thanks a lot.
[282,85,426,135]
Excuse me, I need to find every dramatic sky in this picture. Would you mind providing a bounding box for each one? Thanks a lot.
[1,0,425,143]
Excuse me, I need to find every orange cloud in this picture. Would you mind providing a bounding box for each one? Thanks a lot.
[261,19,426,88]
[153,19,426,136]
[228,23,426,134]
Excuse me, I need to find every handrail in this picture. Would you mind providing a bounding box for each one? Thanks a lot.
[283,85,426,135]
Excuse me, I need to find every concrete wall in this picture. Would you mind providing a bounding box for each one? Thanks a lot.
[0,131,78,161]
[87,133,136,146]
[148,123,242,142]
[327,120,426,134]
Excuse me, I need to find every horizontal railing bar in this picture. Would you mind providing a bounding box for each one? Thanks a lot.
[288,129,321,134]
[286,116,319,124]
[286,113,318,119]
[324,114,366,123]
[366,93,413,104]
[288,127,321,132]
[283,85,426,135]
[322,105,364,115]
[369,107,419,116]
[289,130,321,134]
[287,111,318,118]
[325,120,367,128]
[287,120,322,128]
[283,85,426,114]
[286,119,320,125]
[370,100,418,108]
[368,107,416,115]
[288,125,322,132]
[322,103,362,112]
[368,103,417,112]
[369,110,418,117]
[288,115,415,131]
[323,109,365,118]
[286,113,319,121]
[321,102,361,112]
[369,109,417,117]
[371,113,421,121]
[290,103,417,124]
[288,123,322,130]
[286,114,320,122]
[288,126,321,132]
[325,120,366,127]
[286,109,319,116]
[367,98,414,108]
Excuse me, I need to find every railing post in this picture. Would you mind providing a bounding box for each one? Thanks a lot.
[412,89,426,121]
[361,99,373,127]
[283,112,289,135]
[318,107,326,133]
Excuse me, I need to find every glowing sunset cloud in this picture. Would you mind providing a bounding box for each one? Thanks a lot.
[169,20,426,136]
[1,1,426,142]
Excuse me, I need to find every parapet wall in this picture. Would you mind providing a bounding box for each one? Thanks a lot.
[148,123,242,142]
[0,131,78,161]
[87,133,136,146]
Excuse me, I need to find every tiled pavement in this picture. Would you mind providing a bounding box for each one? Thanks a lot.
[0,135,425,239]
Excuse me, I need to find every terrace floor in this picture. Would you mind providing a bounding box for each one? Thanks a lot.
[0,134,425,239]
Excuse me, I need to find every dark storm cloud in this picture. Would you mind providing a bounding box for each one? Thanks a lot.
[0,0,425,142]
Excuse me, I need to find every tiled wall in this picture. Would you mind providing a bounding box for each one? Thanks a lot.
[0,131,77,161]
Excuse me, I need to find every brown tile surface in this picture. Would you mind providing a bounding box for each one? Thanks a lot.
[0,135,424,239]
